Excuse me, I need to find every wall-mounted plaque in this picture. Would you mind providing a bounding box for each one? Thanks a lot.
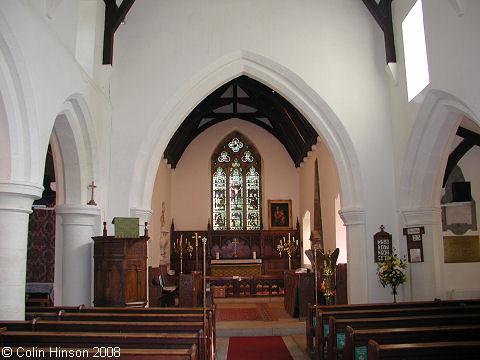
[443,236,480,263]
[403,226,424,263]
[374,225,392,262]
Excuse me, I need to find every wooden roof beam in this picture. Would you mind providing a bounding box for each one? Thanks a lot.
[362,0,396,63]
[103,0,136,65]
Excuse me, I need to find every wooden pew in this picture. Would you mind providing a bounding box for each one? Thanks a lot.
[26,305,208,314]
[311,302,480,359]
[22,307,216,360]
[0,324,205,360]
[26,312,204,322]
[345,324,480,360]
[0,346,197,360]
[306,299,480,357]
[367,339,480,360]
[327,313,480,360]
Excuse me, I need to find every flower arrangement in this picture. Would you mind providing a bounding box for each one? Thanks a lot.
[376,249,407,302]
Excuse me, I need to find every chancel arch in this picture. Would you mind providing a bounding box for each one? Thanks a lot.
[142,51,366,302]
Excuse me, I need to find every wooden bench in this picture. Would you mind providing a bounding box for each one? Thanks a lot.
[0,346,197,360]
[0,325,205,360]
[367,339,480,360]
[306,299,480,357]
[314,304,480,359]
[345,324,480,360]
[26,312,204,322]
[26,305,208,314]
[327,313,480,360]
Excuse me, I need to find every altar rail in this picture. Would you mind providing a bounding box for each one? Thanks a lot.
[207,274,284,297]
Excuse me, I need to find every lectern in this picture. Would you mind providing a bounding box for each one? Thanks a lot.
[92,235,148,306]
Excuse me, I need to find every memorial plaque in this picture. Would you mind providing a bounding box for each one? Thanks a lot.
[443,236,480,263]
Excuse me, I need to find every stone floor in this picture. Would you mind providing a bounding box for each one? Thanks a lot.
[213,296,310,360]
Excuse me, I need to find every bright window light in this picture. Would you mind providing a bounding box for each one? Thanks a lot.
[402,0,430,102]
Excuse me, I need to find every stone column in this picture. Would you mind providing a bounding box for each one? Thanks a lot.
[0,181,43,320]
[56,204,100,306]
[339,207,368,304]
[402,207,444,300]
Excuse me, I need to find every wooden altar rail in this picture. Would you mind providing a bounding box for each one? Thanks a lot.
[207,274,284,297]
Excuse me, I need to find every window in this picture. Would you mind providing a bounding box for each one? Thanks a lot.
[402,0,430,102]
[212,132,261,230]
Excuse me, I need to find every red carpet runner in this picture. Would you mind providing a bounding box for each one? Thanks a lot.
[227,336,293,360]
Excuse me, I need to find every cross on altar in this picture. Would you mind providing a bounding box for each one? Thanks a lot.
[88,181,97,206]
[192,232,201,248]
[232,238,240,258]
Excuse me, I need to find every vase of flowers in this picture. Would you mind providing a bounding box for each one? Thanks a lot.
[376,249,407,302]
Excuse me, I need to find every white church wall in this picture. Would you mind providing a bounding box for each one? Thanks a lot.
[390,1,480,301]
[1,1,110,187]
[169,119,299,231]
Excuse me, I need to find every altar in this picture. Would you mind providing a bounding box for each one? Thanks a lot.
[210,259,262,276]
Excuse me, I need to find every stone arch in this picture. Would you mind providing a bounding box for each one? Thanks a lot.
[131,50,367,301]
[50,95,98,205]
[0,10,40,182]
[130,50,363,216]
[399,89,480,210]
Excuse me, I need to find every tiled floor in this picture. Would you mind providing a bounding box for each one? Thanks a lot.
[214,296,310,360]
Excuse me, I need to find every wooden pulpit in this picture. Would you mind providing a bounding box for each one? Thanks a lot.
[92,235,148,307]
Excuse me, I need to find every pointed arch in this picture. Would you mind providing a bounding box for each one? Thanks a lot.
[51,95,99,205]
[130,50,363,218]
[0,10,40,182]
[399,89,480,210]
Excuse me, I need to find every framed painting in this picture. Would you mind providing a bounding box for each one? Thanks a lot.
[268,200,292,230]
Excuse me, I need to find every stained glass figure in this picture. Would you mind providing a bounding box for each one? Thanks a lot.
[241,151,254,163]
[218,151,230,163]
[246,167,260,230]
[211,131,261,231]
[229,167,243,230]
[228,137,244,152]
[212,167,227,230]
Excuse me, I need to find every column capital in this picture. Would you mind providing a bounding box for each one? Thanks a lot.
[0,180,43,213]
[401,207,442,226]
[55,204,101,226]
[338,207,366,226]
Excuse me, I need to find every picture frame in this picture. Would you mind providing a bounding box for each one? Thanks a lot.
[268,200,292,229]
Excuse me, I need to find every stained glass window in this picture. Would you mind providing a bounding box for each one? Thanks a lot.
[212,167,227,230]
[246,167,260,230]
[229,167,243,230]
[211,132,261,230]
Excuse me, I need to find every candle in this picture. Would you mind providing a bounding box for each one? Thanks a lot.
[288,233,291,243]
[252,251,256,259]
[216,252,220,260]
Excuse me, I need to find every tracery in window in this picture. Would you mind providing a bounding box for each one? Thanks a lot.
[211,132,261,230]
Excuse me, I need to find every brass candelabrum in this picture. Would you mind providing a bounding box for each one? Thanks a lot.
[314,247,339,306]
[173,235,193,274]
[276,233,298,270]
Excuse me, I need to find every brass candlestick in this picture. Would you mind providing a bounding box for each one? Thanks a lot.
[276,233,298,270]
[173,235,193,274]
